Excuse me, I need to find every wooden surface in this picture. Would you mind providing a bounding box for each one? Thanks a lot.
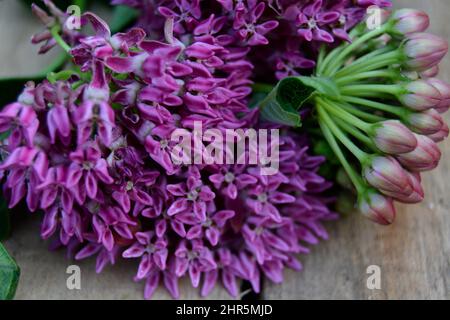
[1,0,449,300]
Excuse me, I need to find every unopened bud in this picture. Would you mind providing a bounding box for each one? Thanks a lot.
[427,122,449,143]
[390,9,430,36]
[370,120,417,154]
[426,78,450,113]
[397,134,441,171]
[363,156,412,196]
[403,33,448,72]
[399,80,442,111]
[31,3,55,27]
[405,109,444,135]
[420,65,439,78]
[383,171,424,204]
[358,190,396,225]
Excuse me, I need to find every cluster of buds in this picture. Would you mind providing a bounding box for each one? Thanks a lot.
[312,8,449,225]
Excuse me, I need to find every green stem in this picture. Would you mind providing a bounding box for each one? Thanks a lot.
[340,84,402,97]
[316,99,368,163]
[318,46,345,76]
[319,98,371,132]
[338,103,386,123]
[47,70,79,84]
[317,25,366,75]
[325,25,389,75]
[341,96,408,117]
[336,70,397,86]
[317,107,366,194]
[342,46,392,68]
[336,50,403,78]
[50,25,71,53]
[317,45,326,70]
[326,47,393,77]
[334,118,376,150]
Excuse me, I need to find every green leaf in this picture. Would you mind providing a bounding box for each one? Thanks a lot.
[258,76,340,127]
[258,79,305,127]
[110,6,139,33]
[0,198,11,241]
[0,243,20,300]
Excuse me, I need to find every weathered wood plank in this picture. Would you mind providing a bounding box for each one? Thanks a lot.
[264,0,450,300]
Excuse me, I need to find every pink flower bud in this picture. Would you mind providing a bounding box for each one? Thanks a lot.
[426,78,450,113]
[371,120,417,154]
[363,156,412,197]
[405,109,444,135]
[31,3,55,26]
[391,9,430,35]
[403,33,448,72]
[397,134,441,171]
[358,190,396,225]
[383,171,424,204]
[399,80,442,111]
[420,65,439,78]
[427,122,449,143]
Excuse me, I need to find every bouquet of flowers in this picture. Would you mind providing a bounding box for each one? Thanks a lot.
[0,0,448,299]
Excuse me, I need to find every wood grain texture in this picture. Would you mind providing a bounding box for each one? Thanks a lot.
[264,0,450,300]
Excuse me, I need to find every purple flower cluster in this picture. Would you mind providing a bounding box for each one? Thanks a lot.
[0,0,381,298]
[112,0,391,80]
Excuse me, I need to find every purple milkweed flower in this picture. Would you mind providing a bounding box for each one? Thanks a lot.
[158,0,202,34]
[186,210,235,246]
[0,0,343,300]
[201,248,241,297]
[74,62,115,146]
[167,167,216,222]
[175,240,217,288]
[122,231,169,279]
[67,144,114,200]
[0,102,39,149]
[209,165,258,200]
[232,1,279,46]
[245,175,296,223]
[92,206,137,251]
[0,146,47,209]
[112,170,159,213]
[285,0,340,43]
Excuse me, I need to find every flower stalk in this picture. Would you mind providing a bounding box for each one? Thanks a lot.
[266,8,449,225]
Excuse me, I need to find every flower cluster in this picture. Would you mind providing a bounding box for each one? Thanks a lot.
[0,1,343,299]
[113,0,392,81]
[311,8,449,225]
